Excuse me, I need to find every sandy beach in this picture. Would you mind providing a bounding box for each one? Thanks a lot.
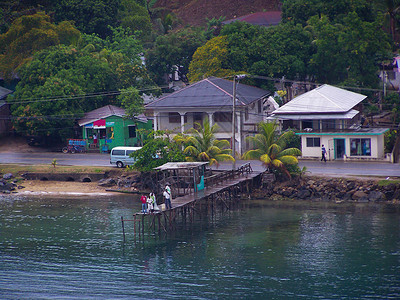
[15,180,114,196]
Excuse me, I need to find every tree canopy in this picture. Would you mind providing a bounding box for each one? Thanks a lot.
[0,12,80,80]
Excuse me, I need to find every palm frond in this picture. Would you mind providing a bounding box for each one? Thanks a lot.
[243,149,263,160]
[279,155,299,165]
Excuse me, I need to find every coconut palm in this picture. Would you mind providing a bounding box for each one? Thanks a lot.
[243,121,301,178]
[174,117,234,166]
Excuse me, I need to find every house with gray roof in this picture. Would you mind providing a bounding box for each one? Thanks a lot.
[145,77,271,154]
[271,84,389,161]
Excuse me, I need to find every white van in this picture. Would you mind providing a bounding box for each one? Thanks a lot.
[110,146,142,168]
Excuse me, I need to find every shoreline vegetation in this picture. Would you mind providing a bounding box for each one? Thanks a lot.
[1,164,400,205]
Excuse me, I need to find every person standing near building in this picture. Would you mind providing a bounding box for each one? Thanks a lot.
[93,133,97,145]
[321,144,327,162]
[163,184,172,210]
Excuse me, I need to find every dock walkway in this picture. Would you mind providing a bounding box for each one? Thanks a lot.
[121,162,268,240]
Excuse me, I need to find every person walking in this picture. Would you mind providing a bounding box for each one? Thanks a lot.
[147,193,153,213]
[163,184,172,210]
[140,194,148,214]
[321,144,327,162]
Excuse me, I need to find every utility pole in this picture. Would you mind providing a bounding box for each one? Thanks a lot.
[232,74,246,163]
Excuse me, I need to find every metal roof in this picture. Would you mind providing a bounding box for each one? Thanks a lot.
[271,109,359,120]
[296,128,389,136]
[272,84,367,115]
[154,162,208,170]
[0,86,13,100]
[78,105,148,126]
[145,77,270,109]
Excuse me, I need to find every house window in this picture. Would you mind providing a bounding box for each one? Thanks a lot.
[128,125,136,138]
[258,100,262,113]
[214,112,232,122]
[245,108,249,121]
[350,138,371,156]
[306,137,320,147]
[169,112,187,123]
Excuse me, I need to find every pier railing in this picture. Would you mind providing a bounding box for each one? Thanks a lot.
[204,162,253,186]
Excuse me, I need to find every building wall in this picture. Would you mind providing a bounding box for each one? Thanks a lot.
[82,116,152,150]
[299,134,385,160]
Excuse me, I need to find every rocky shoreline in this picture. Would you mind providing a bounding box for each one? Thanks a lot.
[255,176,400,204]
[2,170,400,206]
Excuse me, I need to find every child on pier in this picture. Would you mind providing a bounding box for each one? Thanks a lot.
[140,194,147,214]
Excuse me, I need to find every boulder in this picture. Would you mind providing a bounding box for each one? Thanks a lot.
[297,189,311,199]
[368,191,384,202]
[98,178,116,187]
[352,191,368,201]
[3,173,13,180]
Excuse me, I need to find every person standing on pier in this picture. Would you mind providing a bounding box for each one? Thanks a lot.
[163,184,172,210]
[140,194,148,214]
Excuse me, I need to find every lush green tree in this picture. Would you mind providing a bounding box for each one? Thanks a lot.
[8,45,118,139]
[282,0,378,26]
[0,12,80,80]
[130,132,185,171]
[118,0,152,40]
[307,12,392,86]
[174,117,234,166]
[53,0,120,38]
[146,27,205,84]
[188,36,236,82]
[117,87,144,117]
[243,122,302,178]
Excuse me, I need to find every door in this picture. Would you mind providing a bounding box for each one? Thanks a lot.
[334,138,345,159]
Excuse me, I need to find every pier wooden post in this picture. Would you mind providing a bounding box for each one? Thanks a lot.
[121,216,126,242]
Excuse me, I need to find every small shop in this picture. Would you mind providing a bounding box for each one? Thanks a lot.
[296,128,389,161]
[78,105,152,152]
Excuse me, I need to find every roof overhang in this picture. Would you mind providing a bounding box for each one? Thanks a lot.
[154,162,209,171]
[271,109,359,120]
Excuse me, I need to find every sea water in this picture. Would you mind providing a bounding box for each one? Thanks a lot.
[0,194,399,299]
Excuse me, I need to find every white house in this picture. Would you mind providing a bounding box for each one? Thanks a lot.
[271,84,389,160]
[145,77,271,155]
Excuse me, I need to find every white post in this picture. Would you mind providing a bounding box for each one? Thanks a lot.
[208,113,213,128]
[237,112,242,155]
[180,113,185,133]
[153,112,158,131]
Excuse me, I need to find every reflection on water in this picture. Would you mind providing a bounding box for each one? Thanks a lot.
[0,195,399,299]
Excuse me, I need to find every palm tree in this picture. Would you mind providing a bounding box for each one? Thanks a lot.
[174,117,234,166]
[243,121,302,178]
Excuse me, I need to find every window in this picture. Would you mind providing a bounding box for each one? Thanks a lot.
[128,125,136,138]
[258,100,262,113]
[214,112,232,122]
[112,149,125,156]
[168,113,187,123]
[350,138,371,156]
[245,108,249,121]
[306,137,320,147]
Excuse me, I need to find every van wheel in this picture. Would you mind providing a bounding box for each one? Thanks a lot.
[117,161,124,168]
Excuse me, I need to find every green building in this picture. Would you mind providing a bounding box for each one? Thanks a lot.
[78,105,152,152]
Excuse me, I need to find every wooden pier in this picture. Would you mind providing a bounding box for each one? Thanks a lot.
[121,162,267,240]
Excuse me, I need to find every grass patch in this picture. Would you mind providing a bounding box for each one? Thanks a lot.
[378,179,400,186]
[0,164,117,176]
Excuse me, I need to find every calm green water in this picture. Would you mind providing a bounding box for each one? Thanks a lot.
[0,194,399,299]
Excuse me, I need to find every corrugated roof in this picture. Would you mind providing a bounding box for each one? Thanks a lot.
[78,105,147,126]
[271,109,359,120]
[272,84,367,115]
[223,11,281,27]
[146,77,270,109]
[154,162,208,170]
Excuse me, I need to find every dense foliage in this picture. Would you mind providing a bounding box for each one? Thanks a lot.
[243,122,302,178]
[130,132,186,172]
[174,117,234,166]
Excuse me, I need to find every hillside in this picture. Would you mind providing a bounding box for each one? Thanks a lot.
[153,0,281,26]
